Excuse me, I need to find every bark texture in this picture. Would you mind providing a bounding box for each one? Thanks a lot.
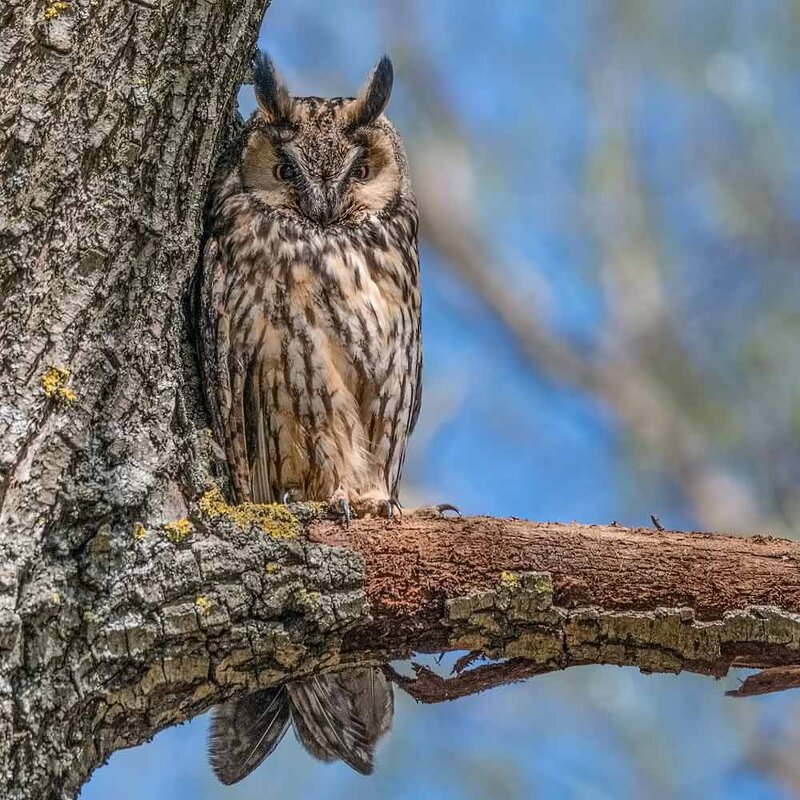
[5,503,800,798]
[0,0,267,796]
[331,517,800,677]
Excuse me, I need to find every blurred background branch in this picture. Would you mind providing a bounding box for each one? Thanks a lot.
[381,0,800,535]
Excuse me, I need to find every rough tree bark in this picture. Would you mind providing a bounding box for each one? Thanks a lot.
[1,0,267,795]
[2,3,800,800]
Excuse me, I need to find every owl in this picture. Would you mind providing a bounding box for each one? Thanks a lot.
[195,51,449,782]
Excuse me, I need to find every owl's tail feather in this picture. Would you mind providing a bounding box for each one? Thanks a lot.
[288,667,393,774]
[208,668,393,784]
[208,686,292,785]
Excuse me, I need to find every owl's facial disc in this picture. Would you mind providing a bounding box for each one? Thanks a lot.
[242,126,402,226]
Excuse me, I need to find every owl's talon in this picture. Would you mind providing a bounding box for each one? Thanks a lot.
[403,502,461,519]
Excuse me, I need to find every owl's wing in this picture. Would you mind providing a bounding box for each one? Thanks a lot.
[387,312,423,498]
[208,687,291,785]
[407,323,423,440]
[288,668,394,775]
[244,379,273,504]
[197,236,252,501]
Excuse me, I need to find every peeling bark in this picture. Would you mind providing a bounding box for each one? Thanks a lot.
[330,517,800,680]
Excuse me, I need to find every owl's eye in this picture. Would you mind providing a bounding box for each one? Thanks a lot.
[352,164,370,181]
[274,163,297,182]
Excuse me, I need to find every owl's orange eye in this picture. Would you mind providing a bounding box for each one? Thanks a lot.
[353,164,370,181]
[274,163,297,181]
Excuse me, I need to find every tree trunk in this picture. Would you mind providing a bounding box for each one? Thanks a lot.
[0,0,267,795]
[3,4,800,799]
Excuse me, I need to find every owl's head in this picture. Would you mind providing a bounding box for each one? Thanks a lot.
[240,51,411,228]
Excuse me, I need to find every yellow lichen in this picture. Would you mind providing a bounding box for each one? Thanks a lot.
[292,587,320,610]
[51,591,61,604]
[132,522,147,540]
[195,596,212,615]
[198,485,299,538]
[43,0,68,20]
[164,518,193,544]
[500,570,519,588]
[41,366,76,405]
[265,562,278,574]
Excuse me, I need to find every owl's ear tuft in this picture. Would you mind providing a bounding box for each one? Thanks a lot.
[252,50,295,125]
[347,56,393,130]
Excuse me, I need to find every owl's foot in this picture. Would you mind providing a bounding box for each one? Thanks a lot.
[350,491,401,520]
[328,490,458,525]
[328,489,402,525]
[400,502,461,520]
[328,488,352,527]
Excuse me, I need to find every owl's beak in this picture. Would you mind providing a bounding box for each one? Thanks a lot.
[306,183,339,227]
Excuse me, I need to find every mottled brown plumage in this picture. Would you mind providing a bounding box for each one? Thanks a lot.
[198,53,420,517]
[197,52,420,781]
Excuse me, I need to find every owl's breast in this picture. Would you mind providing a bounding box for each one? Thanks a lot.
[318,236,419,374]
[211,204,421,498]
[221,210,418,386]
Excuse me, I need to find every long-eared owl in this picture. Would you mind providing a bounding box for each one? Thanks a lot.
[196,52,422,782]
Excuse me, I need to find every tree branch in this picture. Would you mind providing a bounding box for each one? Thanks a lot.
[316,516,800,674]
[4,490,800,796]
[48,512,800,791]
